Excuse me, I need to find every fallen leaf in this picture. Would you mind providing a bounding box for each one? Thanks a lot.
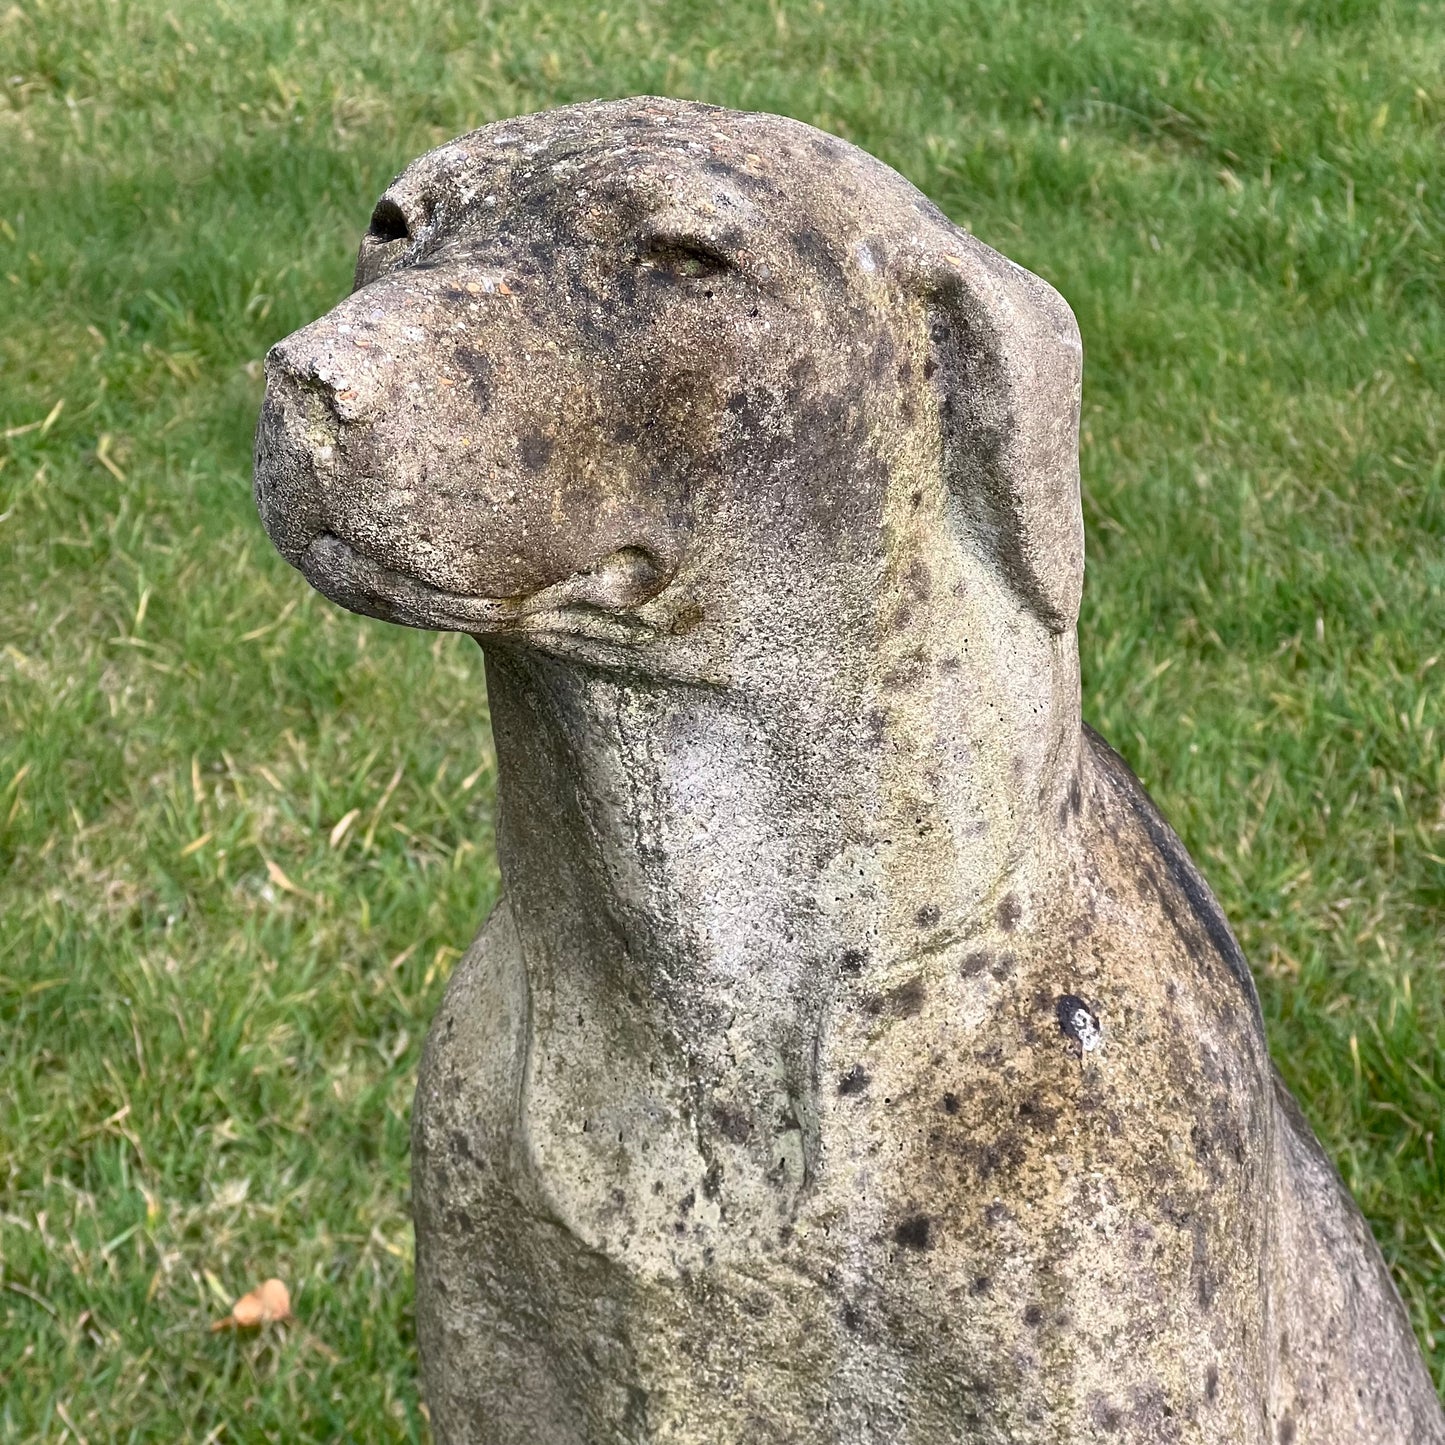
[211,1276,291,1332]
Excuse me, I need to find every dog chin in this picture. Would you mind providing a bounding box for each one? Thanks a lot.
[296,533,512,631]
[298,533,656,649]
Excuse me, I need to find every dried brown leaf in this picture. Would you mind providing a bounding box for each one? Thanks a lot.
[210,1277,291,1332]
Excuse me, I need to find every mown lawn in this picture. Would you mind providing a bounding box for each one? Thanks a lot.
[1,0,1441,1437]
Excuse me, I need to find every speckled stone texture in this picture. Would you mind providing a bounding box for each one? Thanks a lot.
[253,97,1444,1444]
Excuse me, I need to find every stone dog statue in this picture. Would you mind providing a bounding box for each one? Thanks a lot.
[253,98,1443,1443]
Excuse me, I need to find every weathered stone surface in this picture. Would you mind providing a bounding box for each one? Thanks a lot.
[253,97,1444,1444]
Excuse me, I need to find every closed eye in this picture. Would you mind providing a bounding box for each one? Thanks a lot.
[638,235,734,280]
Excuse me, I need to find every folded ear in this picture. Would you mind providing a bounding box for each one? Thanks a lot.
[906,233,1085,633]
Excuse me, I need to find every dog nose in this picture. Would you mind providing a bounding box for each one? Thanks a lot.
[253,359,331,565]
[264,334,378,426]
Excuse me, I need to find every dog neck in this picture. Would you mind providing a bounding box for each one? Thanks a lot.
[477,488,1084,1255]
[482,525,1081,1205]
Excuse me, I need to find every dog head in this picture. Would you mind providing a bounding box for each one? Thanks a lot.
[255,98,1083,679]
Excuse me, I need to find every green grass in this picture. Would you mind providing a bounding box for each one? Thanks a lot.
[1,0,1441,1436]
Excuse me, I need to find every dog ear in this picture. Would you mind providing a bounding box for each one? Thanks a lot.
[906,235,1085,633]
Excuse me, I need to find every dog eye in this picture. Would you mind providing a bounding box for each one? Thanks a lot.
[639,236,732,280]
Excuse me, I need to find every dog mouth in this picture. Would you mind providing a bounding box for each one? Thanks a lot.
[300,533,659,645]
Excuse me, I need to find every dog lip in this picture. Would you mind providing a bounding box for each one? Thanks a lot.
[300,533,656,644]
[301,532,510,624]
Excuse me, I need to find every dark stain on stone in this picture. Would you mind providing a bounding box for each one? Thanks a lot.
[863,976,926,1018]
[941,1091,960,1115]
[1278,1412,1296,1444]
[969,1274,992,1295]
[1191,1120,1225,1185]
[702,1161,724,1200]
[1204,1364,1219,1404]
[894,1214,931,1250]
[869,332,896,382]
[712,1105,752,1143]
[962,1131,1028,1183]
[905,557,931,601]
[915,903,942,928]
[518,430,554,470]
[1157,1194,1192,1231]
[997,892,1021,932]
[623,1384,650,1434]
[960,950,991,978]
[788,225,847,287]
[839,1063,870,1095]
[669,602,705,635]
[1023,1302,1044,1327]
[881,647,929,691]
[1018,1094,1060,1131]
[839,947,867,975]
[842,1301,862,1331]
[1127,1383,1180,1439]
[454,346,493,412]
[1089,1395,1123,1433]
[1192,1221,1215,1310]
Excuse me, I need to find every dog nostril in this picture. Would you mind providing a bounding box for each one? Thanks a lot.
[367,198,411,244]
